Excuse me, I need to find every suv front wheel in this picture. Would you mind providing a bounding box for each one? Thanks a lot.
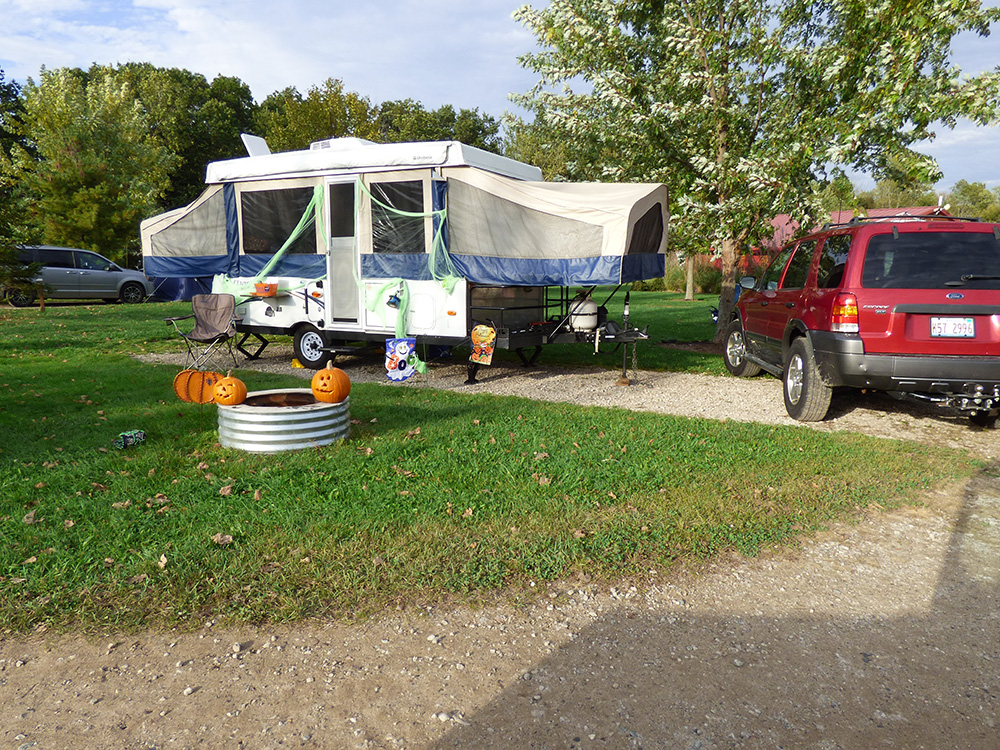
[783,336,832,422]
[723,319,762,377]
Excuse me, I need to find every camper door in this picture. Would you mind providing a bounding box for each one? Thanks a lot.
[325,179,359,324]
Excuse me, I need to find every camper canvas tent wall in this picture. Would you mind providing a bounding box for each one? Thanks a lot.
[141,137,668,373]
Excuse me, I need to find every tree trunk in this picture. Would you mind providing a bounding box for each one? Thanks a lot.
[684,256,694,301]
[712,237,739,343]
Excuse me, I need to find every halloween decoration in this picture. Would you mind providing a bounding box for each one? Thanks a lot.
[310,362,351,403]
[385,337,418,381]
[470,325,497,366]
[213,371,248,405]
[173,369,223,404]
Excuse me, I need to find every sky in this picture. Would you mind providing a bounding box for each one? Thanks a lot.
[1,0,999,192]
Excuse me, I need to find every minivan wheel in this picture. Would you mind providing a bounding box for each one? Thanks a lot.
[293,324,332,369]
[723,319,762,377]
[5,289,35,307]
[783,336,832,422]
[119,282,145,304]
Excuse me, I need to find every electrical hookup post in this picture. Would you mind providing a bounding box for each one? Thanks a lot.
[618,291,633,386]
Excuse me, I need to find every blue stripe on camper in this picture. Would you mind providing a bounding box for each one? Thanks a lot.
[224,183,240,276]
[361,254,432,280]
[237,254,326,278]
[449,254,624,286]
[621,252,665,283]
[144,255,229,278]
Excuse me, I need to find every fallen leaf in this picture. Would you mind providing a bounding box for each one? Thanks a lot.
[533,452,549,461]
[157,554,168,569]
[91,482,109,491]
[104,558,115,567]
[462,507,473,518]
[405,427,421,439]
[219,485,233,496]
[22,509,37,525]
[573,529,588,538]
[532,473,551,486]
[23,556,37,564]
[197,462,209,470]
[260,562,281,574]
[253,488,262,501]
[64,519,75,529]
[128,573,148,584]
[112,500,131,509]
[34,482,46,489]
[211,533,233,546]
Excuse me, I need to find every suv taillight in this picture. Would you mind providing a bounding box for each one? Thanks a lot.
[831,292,859,333]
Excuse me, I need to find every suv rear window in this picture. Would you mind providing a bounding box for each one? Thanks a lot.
[862,232,1000,289]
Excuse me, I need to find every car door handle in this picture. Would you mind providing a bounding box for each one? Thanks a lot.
[760,300,768,306]
[785,302,795,308]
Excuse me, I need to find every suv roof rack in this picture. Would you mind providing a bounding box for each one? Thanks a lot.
[821,213,982,231]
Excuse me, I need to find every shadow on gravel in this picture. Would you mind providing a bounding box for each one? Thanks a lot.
[432,469,1000,750]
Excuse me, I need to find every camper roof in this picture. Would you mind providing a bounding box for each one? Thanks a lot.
[205,138,542,184]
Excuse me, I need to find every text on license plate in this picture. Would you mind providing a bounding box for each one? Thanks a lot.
[930,316,975,338]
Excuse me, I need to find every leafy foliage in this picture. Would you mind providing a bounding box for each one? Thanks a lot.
[513,0,1000,336]
[6,68,176,265]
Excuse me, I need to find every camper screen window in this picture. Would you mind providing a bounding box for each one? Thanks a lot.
[241,188,317,255]
[371,181,424,255]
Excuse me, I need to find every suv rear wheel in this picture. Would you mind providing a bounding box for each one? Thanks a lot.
[783,336,832,422]
[723,319,762,377]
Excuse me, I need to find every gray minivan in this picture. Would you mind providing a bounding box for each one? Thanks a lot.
[5,246,154,306]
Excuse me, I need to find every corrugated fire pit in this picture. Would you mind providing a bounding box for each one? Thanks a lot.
[217,388,350,453]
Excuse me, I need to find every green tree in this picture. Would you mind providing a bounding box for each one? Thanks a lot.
[114,64,256,207]
[7,67,175,265]
[254,78,378,152]
[947,179,1000,222]
[514,0,1000,338]
[0,68,40,303]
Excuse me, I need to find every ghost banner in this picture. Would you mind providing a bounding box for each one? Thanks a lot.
[385,338,418,381]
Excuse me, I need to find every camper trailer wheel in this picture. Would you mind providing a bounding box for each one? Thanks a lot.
[294,324,332,369]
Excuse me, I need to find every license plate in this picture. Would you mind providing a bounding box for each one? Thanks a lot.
[930,316,975,338]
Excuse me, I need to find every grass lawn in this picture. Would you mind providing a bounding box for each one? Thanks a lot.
[0,295,980,632]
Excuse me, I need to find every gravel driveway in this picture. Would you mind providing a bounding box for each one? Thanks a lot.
[3,345,998,749]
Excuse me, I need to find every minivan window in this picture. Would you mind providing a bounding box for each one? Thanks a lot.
[862,232,1000,289]
[35,248,73,268]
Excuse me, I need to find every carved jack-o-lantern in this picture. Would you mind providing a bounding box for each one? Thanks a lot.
[213,371,248,405]
[310,362,351,403]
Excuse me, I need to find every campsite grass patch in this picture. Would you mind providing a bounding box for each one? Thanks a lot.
[0,300,978,631]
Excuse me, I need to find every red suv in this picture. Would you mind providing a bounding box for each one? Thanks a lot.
[723,215,1000,426]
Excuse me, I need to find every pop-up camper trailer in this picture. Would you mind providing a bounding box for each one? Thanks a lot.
[141,137,668,375]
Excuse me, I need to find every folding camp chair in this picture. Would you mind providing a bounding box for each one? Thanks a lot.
[164,293,241,370]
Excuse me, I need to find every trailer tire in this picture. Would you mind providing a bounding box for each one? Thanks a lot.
[293,324,332,369]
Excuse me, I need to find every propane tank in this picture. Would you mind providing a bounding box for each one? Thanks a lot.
[569,294,599,331]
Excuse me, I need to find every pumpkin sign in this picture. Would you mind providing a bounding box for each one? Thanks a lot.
[213,371,248,405]
[310,362,351,403]
[173,369,222,404]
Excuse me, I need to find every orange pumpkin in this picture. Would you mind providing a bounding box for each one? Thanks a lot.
[190,370,222,404]
[173,369,196,403]
[173,369,221,404]
[310,362,351,403]
[213,371,248,405]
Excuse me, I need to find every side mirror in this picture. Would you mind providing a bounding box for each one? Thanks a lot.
[739,276,756,290]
